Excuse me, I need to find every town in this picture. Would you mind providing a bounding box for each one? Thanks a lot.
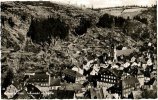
[3,41,157,99]
[1,1,157,99]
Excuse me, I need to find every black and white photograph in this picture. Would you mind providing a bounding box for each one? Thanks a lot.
[1,0,157,99]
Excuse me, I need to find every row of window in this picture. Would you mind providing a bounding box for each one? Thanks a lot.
[65,74,75,79]
[28,82,48,86]
[31,78,48,81]
[100,78,116,83]
[101,75,116,79]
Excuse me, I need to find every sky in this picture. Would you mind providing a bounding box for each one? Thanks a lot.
[51,0,157,8]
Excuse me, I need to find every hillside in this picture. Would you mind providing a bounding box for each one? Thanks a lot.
[99,7,148,19]
[1,1,157,95]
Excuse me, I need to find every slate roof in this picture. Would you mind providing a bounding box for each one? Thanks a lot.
[99,68,123,78]
[62,69,83,77]
[27,73,49,83]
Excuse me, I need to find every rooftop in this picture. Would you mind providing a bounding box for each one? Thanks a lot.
[27,73,49,83]
[62,69,83,77]
[56,90,75,99]
[122,76,140,87]
[99,68,123,78]
[50,78,61,86]
[116,48,138,56]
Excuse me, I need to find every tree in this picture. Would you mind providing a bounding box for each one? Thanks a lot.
[75,17,92,35]
[1,68,14,95]
[97,13,113,28]
[8,17,15,27]
[142,90,157,99]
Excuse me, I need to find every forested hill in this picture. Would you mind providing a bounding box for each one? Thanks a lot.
[1,1,156,95]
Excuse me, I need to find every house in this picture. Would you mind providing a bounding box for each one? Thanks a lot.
[4,84,18,99]
[60,83,83,91]
[82,81,93,89]
[122,76,140,98]
[26,84,43,99]
[106,83,122,97]
[150,71,157,78]
[12,79,24,90]
[27,72,49,87]
[131,90,142,99]
[90,63,100,75]
[144,77,156,90]
[55,90,75,99]
[59,83,85,99]
[24,70,35,76]
[105,75,140,98]
[72,66,83,75]
[137,69,145,87]
[97,68,123,88]
[62,69,86,83]
[116,48,138,57]
[89,88,104,99]
[75,92,85,99]
[49,78,61,90]
[101,87,112,99]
